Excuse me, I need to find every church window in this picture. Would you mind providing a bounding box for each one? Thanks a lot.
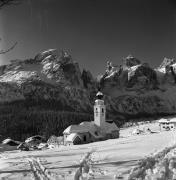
[102,108,104,113]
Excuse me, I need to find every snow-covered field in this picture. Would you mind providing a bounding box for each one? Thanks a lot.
[0,121,176,179]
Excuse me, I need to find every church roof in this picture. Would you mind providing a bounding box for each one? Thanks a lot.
[169,118,176,123]
[63,125,89,134]
[79,121,103,138]
[103,122,119,134]
[158,118,169,123]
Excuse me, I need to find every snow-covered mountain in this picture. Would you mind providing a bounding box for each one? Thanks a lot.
[0,49,96,112]
[1,50,176,140]
[1,51,176,119]
[99,55,176,120]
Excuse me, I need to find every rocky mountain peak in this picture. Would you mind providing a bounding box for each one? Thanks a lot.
[98,56,157,94]
[159,57,176,69]
[34,49,59,62]
[123,55,141,68]
[81,69,94,88]
[156,57,176,74]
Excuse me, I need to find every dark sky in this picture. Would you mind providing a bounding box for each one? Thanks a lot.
[0,0,176,76]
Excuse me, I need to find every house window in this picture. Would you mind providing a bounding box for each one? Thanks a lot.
[84,135,86,142]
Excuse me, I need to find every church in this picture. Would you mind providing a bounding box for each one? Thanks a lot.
[63,91,119,146]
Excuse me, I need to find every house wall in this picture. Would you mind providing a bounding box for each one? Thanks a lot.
[66,142,73,146]
[169,123,174,130]
[159,122,176,131]
[169,122,176,130]
[64,132,91,146]
[174,123,176,129]
[159,122,170,131]
[63,134,68,145]
[112,130,119,138]
[105,130,119,139]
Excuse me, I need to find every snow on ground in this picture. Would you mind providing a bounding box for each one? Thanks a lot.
[0,121,176,179]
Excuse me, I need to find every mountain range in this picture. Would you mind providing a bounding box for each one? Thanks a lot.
[0,49,176,140]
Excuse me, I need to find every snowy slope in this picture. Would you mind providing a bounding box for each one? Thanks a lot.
[0,121,175,179]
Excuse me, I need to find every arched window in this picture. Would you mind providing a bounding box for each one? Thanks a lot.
[95,108,98,113]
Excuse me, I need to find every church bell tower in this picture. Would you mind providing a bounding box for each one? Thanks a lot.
[94,91,106,128]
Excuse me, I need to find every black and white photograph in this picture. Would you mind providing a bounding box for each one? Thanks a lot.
[1,0,176,179]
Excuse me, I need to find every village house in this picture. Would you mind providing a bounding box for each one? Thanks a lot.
[159,118,176,131]
[63,91,119,146]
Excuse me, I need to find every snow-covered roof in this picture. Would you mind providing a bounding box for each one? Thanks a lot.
[2,138,12,144]
[170,118,176,123]
[79,121,104,138]
[2,138,21,145]
[63,125,89,134]
[158,118,169,123]
[66,133,82,142]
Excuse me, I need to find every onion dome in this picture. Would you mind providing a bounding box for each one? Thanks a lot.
[96,91,104,99]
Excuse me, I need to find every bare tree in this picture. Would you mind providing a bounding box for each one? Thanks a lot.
[0,0,21,9]
[0,0,21,54]
[0,42,17,54]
